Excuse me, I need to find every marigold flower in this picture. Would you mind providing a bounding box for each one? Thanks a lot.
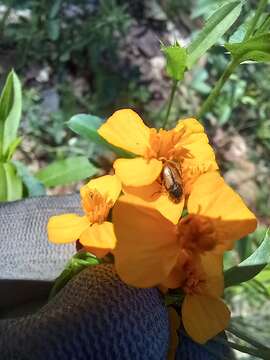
[47,175,121,257]
[112,172,257,288]
[98,109,218,224]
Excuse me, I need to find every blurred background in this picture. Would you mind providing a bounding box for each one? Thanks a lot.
[0,1,269,358]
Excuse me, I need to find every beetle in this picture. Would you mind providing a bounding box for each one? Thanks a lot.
[161,161,183,203]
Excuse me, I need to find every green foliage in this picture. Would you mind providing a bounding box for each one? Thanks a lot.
[0,70,22,161]
[36,156,98,187]
[0,161,23,201]
[12,160,46,197]
[162,43,187,81]
[187,1,243,68]
[226,33,270,63]
[49,252,102,299]
[224,230,270,288]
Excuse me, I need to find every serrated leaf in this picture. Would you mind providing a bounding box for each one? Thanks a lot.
[36,156,98,187]
[12,160,46,197]
[0,70,22,159]
[67,114,135,158]
[225,33,270,63]
[224,229,270,287]
[162,43,187,81]
[49,252,102,299]
[0,161,23,202]
[187,1,242,68]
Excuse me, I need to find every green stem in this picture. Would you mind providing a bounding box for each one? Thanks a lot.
[243,0,268,41]
[198,59,238,118]
[163,80,178,129]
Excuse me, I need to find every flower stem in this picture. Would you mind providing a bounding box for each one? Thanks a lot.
[197,59,238,119]
[163,80,178,129]
[198,0,268,120]
[243,0,268,41]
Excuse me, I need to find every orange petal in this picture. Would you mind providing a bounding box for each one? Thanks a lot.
[188,172,257,251]
[174,118,205,138]
[81,174,121,204]
[114,157,162,187]
[98,109,150,156]
[47,214,89,244]
[161,252,187,289]
[174,118,218,194]
[154,193,184,225]
[200,253,224,297]
[124,182,184,224]
[79,221,116,252]
[113,194,179,287]
[182,294,230,344]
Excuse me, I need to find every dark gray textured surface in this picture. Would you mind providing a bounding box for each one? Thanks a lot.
[0,264,170,360]
[0,194,81,281]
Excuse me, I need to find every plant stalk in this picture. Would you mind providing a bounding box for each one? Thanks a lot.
[163,80,178,129]
[198,59,238,118]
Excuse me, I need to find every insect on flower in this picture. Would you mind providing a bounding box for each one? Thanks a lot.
[161,160,183,204]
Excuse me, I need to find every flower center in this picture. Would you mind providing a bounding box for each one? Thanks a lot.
[144,128,187,160]
[182,256,206,295]
[81,189,113,224]
[178,215,217,253]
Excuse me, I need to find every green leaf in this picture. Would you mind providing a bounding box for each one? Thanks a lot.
[49,252,102,299]
[12,160,46,197]
[0,163,7,201]
[228,323,270,351]
[0,162,23,202]
[6,136,22,161]
[0,70,22,159]
[224,229,270,287]
[36,156,98,187]
[225,33,270,63]
[49,0,62,19]
[161,43,187,81]
[47,19,60,41]
[67,114,135,158]
[187,1,242,68]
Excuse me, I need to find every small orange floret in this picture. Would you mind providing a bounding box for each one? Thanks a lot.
[81,188,113,224]
[178,215,217,252]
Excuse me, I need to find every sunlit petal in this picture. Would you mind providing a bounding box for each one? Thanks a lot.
[98,109,150,156]
[188,172,257,251]
[81,174,121,204]
[114,157,162,187]
[47,214,89,244]
[182,294,230,344]
[113,194,179,287]
[79,221,116,251]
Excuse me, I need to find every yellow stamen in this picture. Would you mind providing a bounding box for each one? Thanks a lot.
[81,189,113,224]
[145,128,187,160]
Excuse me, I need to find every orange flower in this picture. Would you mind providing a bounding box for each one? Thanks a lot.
[47,175,121,257]
[112,172,257,288]
[98,109,218,224]
[181,253,230,343]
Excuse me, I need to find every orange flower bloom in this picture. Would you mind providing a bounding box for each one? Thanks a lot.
[98,109,218,224]
[181,253,230,343]
[47,175,121,257]
[112,172,257,288]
